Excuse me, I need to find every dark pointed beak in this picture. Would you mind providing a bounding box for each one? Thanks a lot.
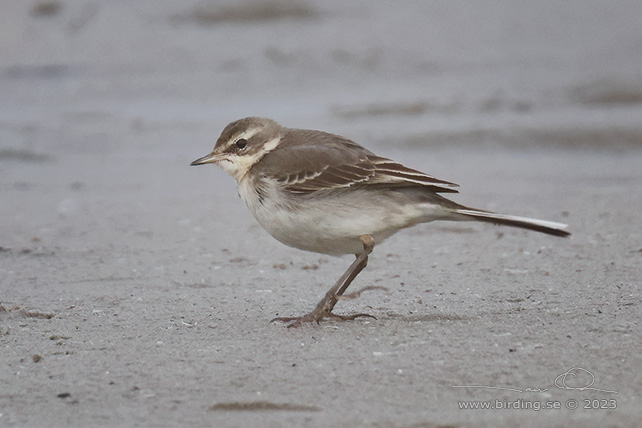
[190,152,224,166]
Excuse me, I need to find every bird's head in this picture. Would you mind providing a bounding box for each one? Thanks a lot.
[190,117,282,182]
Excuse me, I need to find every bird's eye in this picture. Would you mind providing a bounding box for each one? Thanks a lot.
[235,138,248,150]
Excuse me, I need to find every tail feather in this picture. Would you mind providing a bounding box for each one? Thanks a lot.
[453,209,570,237]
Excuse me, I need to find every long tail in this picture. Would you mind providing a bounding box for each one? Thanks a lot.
[453,208,570,237]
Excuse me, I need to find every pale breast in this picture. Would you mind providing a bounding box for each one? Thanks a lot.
[236,178,438,255]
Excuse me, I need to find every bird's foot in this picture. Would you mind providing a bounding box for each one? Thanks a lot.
[270,311,375,328]
[271,294,375,328]
[272,235,379,328]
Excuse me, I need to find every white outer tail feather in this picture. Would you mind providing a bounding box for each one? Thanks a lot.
[453,209,570,236]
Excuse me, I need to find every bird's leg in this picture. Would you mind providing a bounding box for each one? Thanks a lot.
[271,234,376,328]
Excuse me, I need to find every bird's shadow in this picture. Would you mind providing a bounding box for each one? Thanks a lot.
[379,313,472,322]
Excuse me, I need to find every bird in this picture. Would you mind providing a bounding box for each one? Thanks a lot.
[191,117,570,327]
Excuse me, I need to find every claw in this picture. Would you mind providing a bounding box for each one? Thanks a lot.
[270,310,376,328]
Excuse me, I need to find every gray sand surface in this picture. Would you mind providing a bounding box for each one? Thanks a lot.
[1,1,641,427]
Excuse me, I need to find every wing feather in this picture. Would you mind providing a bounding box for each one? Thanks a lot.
[367,155,459,191]
[279,156,458,194]
[280,160,376,193]
[256,129,458,194]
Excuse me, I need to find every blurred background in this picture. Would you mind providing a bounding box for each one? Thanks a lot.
[2,0,642,153]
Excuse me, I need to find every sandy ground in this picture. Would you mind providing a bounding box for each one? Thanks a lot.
[1,1,641,427]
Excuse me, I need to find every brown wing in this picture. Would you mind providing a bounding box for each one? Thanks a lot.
[255,128,459,194]
[367,155,459,192]
[278,159,377,193]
